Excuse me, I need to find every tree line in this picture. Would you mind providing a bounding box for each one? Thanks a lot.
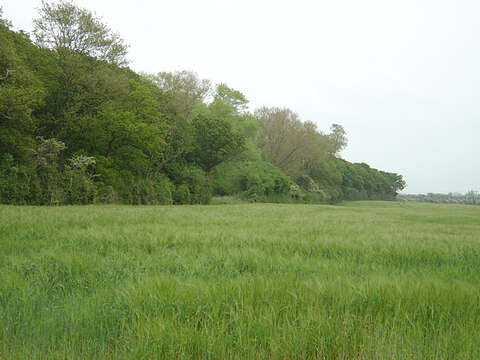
[0,2,405,205]
[399,192,480,205]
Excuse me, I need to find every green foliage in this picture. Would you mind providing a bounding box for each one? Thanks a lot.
[0,139,100,205]
[0,6,405,205]
[192,112,245,173]
[308,157,406,203]
[100,173,175,205]
[174,184,191,205]
[328,123,348,155]
[0,21,47,162]
[150,70,211,120]
[33,0,128,65]
[213,83,248,113]
[62,155,97,204]
[129,176,174,205]
[174,165,210,204]
[0,154,39,204]
[212,160,292,201]
[208,86,260,163]
[31,137,66,205]
[255,107,331,178]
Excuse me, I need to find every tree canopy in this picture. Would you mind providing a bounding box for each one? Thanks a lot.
[0,2,406,205]
[33,0,128,65]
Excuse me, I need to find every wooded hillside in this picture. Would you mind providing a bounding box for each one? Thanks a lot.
[0,3,405,205]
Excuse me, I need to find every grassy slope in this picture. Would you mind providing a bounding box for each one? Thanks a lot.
[1,202,479,359]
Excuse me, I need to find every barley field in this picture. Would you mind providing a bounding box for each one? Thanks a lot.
[1,201,479,359]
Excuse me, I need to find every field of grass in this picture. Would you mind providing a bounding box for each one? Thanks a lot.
[1,201,480,359]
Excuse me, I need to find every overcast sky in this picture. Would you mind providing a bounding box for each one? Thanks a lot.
[3,0,479,194]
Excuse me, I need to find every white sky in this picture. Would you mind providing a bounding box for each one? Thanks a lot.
[3,0,480,194]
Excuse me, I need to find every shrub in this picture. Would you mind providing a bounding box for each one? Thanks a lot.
[0,154,36,204]
[165,163,211,204]
[174,184,191,205]
[63,155,97,204]
[212,160,292,200]
[130,175,174,205]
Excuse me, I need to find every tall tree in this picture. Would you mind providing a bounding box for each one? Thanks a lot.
[148,71,212,170]
[33,0,128,65]
[33,1,130,143]
[255,107,330,178]
[328,123,347,156]
[151,71,211,119]
[192,113,245,174]
[0,19,46,161]
[213,83,248,114]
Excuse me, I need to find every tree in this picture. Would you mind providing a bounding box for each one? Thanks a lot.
[213,83,248,113]
[32,137,66,204]
[150,70,211,119]
[32,1,130,144]
[0,20,46,161]
[147,71,212,170]
[1,7,409,206]
[389,173,406,194]
[192,113,245,173]
[328,123,347,155]
[33,1,128,65]
[255,107,330,178]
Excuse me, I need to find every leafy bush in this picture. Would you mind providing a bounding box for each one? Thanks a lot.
[63,155,97,204]
[165,164,211,204]
[0,154,36,204]
[32,137,66,205]
[212,160,292,201]
[174,184,191,205]
[130,175,174,205]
